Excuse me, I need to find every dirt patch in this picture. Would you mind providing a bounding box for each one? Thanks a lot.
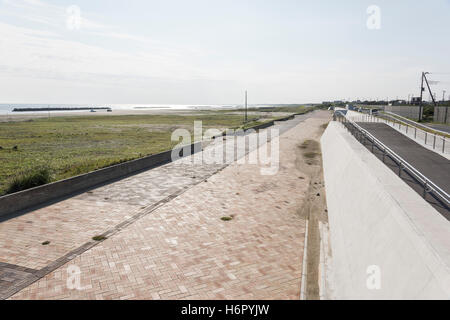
[252,182,278,194]
[321,122,330,130]
[303,152,319,159]
[296,139,321,168]
[295,124,329,300]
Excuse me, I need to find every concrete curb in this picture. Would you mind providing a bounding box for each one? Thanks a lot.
[300,220,309,300]
[212,114,301,140]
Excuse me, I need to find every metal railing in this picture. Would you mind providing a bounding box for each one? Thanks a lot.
[383,111,449,136]
[345,112,448,155]
[335,114,450,210]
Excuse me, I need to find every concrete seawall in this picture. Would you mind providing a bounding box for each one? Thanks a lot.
[434,106,450,124]
[0,142,201,218]
[385,105,421,120]
[321,121,450,299]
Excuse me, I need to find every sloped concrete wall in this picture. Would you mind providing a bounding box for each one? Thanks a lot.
[321,122,450,299]
[385,105,421,120]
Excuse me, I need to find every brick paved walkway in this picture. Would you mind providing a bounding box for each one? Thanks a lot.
[1,111,330,299]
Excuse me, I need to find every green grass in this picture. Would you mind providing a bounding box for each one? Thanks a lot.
[303,152,319,159]
[300,140,315,149]
[6,167,52,194]
[204,105,312,115]
[92,235,107,241]
[0,113,279,195]
[239,105,309,114]
[241,119,266,130]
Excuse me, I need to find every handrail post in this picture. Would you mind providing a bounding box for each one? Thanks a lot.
[423,181,428,199]
[348,116,449,207]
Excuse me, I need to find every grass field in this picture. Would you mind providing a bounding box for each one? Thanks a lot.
[0,112,278,195]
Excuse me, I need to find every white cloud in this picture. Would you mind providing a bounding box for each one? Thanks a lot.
[0,0,330,104]
[1,0,109,30]
[0,0,214,95]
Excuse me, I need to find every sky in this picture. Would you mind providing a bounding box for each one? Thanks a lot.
[0,0,449,105]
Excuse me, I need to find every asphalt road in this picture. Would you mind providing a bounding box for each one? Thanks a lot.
[357,123,450,218]
[358,123,450,191]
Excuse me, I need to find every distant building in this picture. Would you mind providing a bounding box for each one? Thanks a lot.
[392,100,407,106]
[411,97,422,105]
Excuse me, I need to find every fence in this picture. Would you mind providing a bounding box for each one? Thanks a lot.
[434,107,450,124]
[345,113,448,155]
[334,114,449,210]
[384,105,422,120]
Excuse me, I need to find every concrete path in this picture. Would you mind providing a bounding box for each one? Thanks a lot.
[1,111,331,300]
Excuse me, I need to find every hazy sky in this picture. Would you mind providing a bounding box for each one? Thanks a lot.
[0,0,449,104]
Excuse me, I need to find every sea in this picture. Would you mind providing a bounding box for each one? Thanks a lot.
[0,104,243,114]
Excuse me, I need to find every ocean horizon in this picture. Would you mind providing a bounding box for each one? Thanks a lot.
[0,103,313,114]
[0,104,244,114]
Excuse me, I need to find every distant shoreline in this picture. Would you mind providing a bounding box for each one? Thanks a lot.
[12,107,111,112]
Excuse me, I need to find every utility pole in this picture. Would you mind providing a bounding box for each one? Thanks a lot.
[244,90,248,123]
[424,75,436,106]
[443,90,446,102]
[419,72,424,121]
[419,71,437,121]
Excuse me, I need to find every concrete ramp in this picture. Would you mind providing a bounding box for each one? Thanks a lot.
[321,122,450,299]
[357,122,450,193]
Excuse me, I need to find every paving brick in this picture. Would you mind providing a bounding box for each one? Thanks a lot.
[5,112,331,300]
